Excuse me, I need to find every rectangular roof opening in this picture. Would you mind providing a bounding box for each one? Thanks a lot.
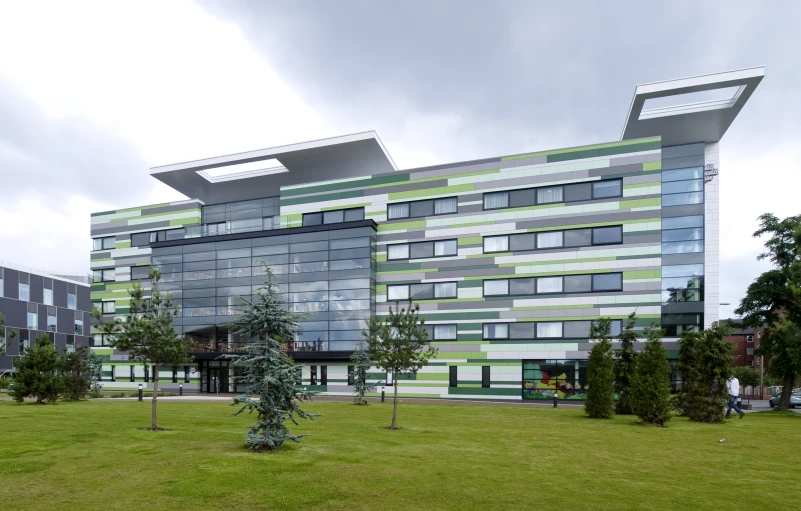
[642,86,742,112]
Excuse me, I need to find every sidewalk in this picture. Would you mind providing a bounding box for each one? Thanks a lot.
[93,394,584,408]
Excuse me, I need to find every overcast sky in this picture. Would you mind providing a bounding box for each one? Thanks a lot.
[0,1,799,318]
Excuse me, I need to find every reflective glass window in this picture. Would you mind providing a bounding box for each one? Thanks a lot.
[509,322,536,339]
[592,273,623,291]
[592,180,622,198]
[662,241,703,254]
[663,228,703,242]
[663,215,703,230]
[564,229,592,247]
[509,233,536,251]
[593,226,623,245]
[662,167,703,182]
[663,192,703,206]
[509,278,535,295]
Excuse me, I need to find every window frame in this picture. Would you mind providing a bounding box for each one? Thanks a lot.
[101,301,116,314]
[386,239,458,260]
[482,179,623,211]
[433,324,458,340]
[386,281,458,301]
[591,179,623,199]
[482,225,624,254]
[482,272,624,297]
[302,207,364,227]
[386,197,459,220]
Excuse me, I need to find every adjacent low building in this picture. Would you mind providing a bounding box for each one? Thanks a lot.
[90,67,764,398]
[0,262,92,373]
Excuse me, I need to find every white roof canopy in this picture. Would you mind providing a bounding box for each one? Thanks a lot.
[621,67,764,147]
[151,131,397,204]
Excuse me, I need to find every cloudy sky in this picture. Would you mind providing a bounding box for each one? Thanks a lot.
[0,1,799,318]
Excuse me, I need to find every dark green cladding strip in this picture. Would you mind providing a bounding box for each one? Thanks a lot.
[280,189,365,207]
[377,262,422,272]
[281,173,410,197]
[457,281,484,288]
[545,140,661,163]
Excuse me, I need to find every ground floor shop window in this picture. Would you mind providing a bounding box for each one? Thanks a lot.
[523,360,588,400]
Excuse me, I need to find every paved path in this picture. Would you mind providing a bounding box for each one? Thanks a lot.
[93,394,585,408]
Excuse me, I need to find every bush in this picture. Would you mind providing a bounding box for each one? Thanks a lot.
[630,326,672,426]
[678,323,733,423]
[585,318,615,419]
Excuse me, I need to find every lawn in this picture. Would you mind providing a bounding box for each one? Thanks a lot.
[0,399,798,510]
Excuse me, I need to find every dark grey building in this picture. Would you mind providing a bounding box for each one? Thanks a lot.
[0,263,92,373]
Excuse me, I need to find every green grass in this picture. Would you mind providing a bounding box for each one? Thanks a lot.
[0,400,798,510]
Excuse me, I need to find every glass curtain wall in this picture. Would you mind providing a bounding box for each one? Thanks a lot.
[201,197,281,236]
[151,226,376,353]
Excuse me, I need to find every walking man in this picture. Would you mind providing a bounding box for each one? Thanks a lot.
[726,376,745,419]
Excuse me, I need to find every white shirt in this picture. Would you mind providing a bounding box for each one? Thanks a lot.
[727,377,740,396]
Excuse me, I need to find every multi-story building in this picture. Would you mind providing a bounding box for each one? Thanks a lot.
[0,262,92,373]
[724,321,765,369]
[90,67,764,398]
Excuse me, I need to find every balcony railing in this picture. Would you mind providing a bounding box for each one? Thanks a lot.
[189,339,362,353]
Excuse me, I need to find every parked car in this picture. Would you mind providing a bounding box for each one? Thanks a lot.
[768,391,801,408]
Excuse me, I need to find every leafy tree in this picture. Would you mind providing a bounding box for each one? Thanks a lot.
[350,343,375,405]
[93,269,192,429]
[62,345,92,401]
[0,313,16,358]
[225,274,317,452]
[363,301,437,429]
[731,366,761,390]
[630,325,672,426]
[614,313,638,414]
[585,318,615,419]
[757,319,801,405]
[10,334,64,403]
[677,322,734,422]
[735,213,801,411]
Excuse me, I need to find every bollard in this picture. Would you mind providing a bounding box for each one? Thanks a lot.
[179,383,183,396]
[553,393,558,408]
[381,386,385,403]
[138,383,143,402]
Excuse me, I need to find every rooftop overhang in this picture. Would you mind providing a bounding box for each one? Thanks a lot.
[620,66,764,147]
[150,131,397,204]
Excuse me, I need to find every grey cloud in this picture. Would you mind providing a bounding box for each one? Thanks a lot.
[198,0,801,163]
[0,78,152,207]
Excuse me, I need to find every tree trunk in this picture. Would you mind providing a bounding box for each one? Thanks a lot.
[778,370,796,411]
[391,379,399,429]
[152,364,159,429]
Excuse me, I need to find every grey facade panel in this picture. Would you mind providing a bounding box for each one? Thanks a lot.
[3,268,18,299]
[53,280,68,308]
[662,155,704,170]
[91,220,173,237]
[29,274,43,303]
[662,301,704,314]
[662,143,704,159]
[662,253,705,265]
[662,204,704,218]
[57,307,73,335]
